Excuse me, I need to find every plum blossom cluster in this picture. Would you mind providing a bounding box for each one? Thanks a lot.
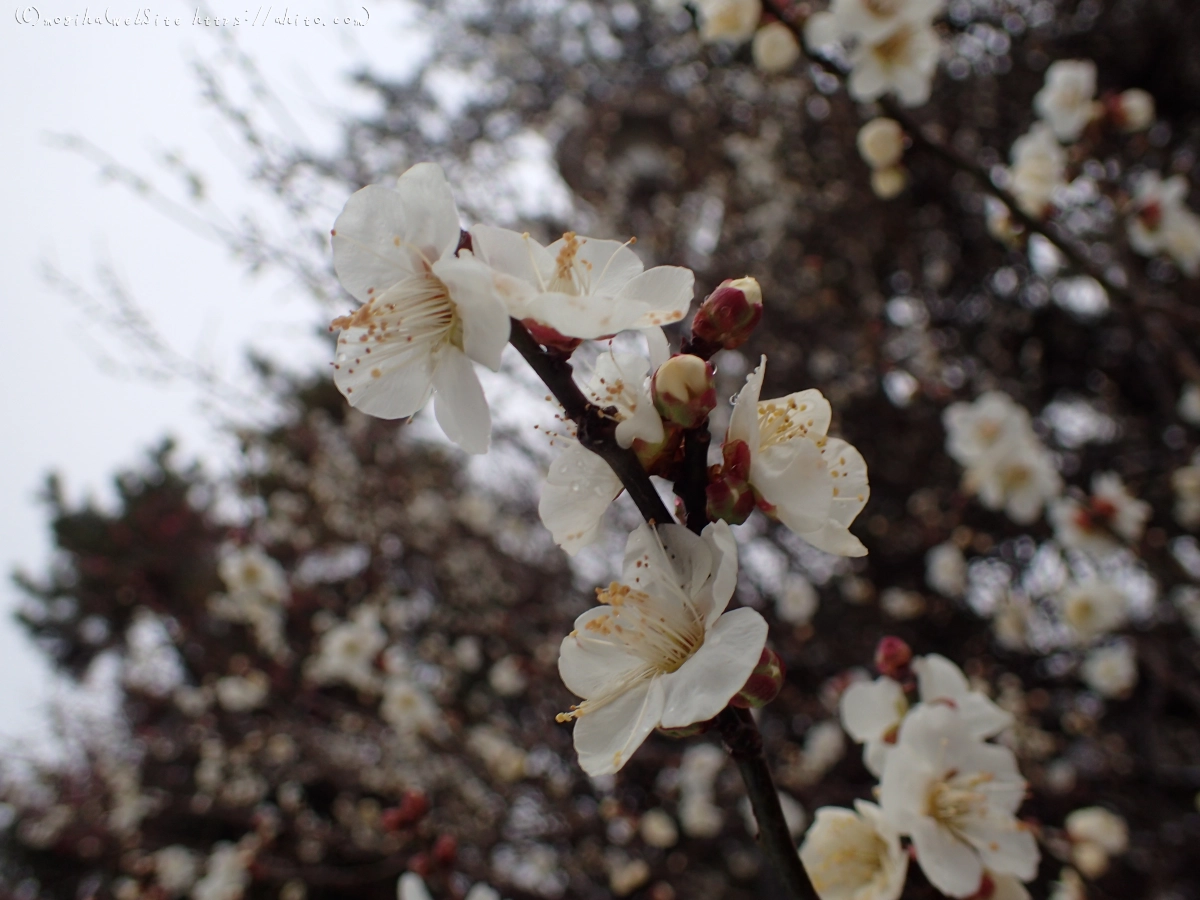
[327,162,870,784]
[943,391,1061,526]
[800,642,1038,899]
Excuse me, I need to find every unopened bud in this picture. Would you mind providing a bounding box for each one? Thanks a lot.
[432,833,457,867]
[856,118,905,170]
[1108,88,1154,133]
[731,647,786,708]
[656,718,714,739]
[691,277,763,351]
[870,166,908,200]
[652,355,717,429]
[706,473,756,526]
[752,22,800,75]
[632,423,684,477]
[874,636,913,681]
[381,790,430,830]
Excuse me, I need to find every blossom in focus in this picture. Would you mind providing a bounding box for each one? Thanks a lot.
[556,520,768,775]
[723,357,869,556]
[1049,472,1150,555]
[330,163,511,454]
[1127,172,1200,277]
[469,225,694,341]
[1008,123,1067,217]
[1080,640,1137,699]
[1033,60,1099,142]
[912,654,1013,738]
[839,676,907,776]
[878,704,1038,897]
[538,331,670,555]
[1055,580,1129,644]
[798,800,908,900]
[696,0,762,44]
[752,22,801,73]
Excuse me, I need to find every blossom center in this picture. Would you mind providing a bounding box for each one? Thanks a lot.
[808,820,890,893]
[926,772,991,833]
[871,27,913,65]
[332,266,462,359]
[756,398,822,449]
[555,581,705,723]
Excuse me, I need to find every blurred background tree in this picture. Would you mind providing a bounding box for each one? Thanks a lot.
[4,1,1200,898]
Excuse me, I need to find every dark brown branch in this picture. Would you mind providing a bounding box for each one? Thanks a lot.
[717,708,816,899]
[508,319,674,525]
[676,427,712,535]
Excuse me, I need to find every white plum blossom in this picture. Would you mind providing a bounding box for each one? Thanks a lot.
[218,546,288,601]
[380,676,441,736]
[776,573,820,625]
[1049,472,1150,555]
[926,542,967,597]
[944,392,1061,525]
[1080,640,1138,699]
[696,0,762,44]
[538,331,669,554]
[752,22,801,73]
[214,672,270,713]
[153,845,199,897]
[847,23,942,107]
[1055,580,1129,644]
[726,358,870,556]
[330,163,511,454]
[192,842,253,900]
[556,521,768,775]
[1009,123,1067,218]
[798,801,908,900]
[304,606,387,692]
[805,0,944,107]
[1033,60,1099,142]
[879,704,1038,897]
[1127,172,1200,277]
[1065,806,1129,855]
[806,0,944,47]
[469,225,694,341]
[840,654,1010,776]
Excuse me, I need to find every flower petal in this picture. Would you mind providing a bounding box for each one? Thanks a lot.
[572,676,666,776]
[333,314,435,419]
[539,442,623,554]
[700,520,739,625]
[753,440,833,534]
[727,357,765,451]
[624,523,712,605]
[840,677,906,744]
[564,235,645,296]
[332,184,427,303]
[559,606,650,699]
[960,817,1039,881]
[657,608,769,729]
[431,254,511,371]
[909,817,984,898]
[431,348,491,454]
[392,162,463,260]
[616,265,695,330]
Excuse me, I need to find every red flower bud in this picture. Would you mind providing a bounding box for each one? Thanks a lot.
[652,354,717,429]
[381,790,430,831]
[706,473,756,526]
[691,277,764,351]
[874,636,913,681]
[731,647,786,708]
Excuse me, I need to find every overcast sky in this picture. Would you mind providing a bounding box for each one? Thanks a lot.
[0,0,431,744]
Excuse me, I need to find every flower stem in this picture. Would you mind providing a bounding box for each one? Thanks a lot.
[717,707,814,899]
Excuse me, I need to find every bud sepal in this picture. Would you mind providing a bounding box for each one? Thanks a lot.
[730,647,786,708]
